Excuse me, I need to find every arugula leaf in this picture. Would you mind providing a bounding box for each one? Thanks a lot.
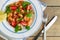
[25,26,30,30]
[16,7,20,13]
[22,1,31,8]
[5,5,11,13]
[18,26,22,30]
[17,18,23,21]
[24,9,27,13]
[15,25,19,33]
[15,25,22,33]
[26,13,32,18]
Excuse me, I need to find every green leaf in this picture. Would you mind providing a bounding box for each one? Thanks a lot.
[16,7,20,13]
[26,13,32,18]
[15,25,19,33]
[22,1,31,8]
[18,26,22,30]
[17,18,23,21]
[5,5,11,13]
[24,9,27,13]
[15,25,22,33]
[25,26,30,30]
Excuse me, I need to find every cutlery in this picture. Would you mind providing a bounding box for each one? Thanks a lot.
[42,16,57,33]
[43,14,48,40]
[33,16,57,40]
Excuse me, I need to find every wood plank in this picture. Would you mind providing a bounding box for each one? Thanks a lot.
[0,37,5,40]
[44,7,60,36]
[27,37,60,40]
[38,37,60,40]
[31,7,60,37]
[40,0,60,6]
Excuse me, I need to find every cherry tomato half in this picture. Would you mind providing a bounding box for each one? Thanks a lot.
[27,5,32,10]
[11,21,17,27]
[10,6,17,10]
[20,21,27,26]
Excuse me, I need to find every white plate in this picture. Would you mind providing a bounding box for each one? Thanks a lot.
[0,0,43,39]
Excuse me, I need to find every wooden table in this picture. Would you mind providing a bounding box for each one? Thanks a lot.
[0,0,60,40]
[27,0,60,40]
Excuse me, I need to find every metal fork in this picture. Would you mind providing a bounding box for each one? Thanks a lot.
[43,14,48,40]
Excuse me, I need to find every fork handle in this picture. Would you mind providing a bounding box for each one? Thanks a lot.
[44,24,46,40]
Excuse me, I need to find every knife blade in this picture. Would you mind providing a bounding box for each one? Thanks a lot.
[42,16,57,33]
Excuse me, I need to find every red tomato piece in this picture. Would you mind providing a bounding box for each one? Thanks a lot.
[11,21,17,27]
[10,6,17,10]
[20,21,27,26]
[27,5,32,10]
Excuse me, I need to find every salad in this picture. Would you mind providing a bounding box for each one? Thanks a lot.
[5,0,34,32]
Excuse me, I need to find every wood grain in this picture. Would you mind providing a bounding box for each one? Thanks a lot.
[40,0,60,6]
[31,7,60,36]
[44,7,60,36]
[27,37,60,40]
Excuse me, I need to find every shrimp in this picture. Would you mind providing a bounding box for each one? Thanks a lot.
[24,16,30,21]
[28,18,32,26]
[7,13,12,17]
[18,13,23,18]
